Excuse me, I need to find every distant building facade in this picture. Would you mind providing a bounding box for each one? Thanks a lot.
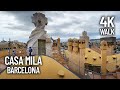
[100,37,116,47]
[0,39,26,51]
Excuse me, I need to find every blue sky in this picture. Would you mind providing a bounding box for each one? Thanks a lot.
[0,11,120,43]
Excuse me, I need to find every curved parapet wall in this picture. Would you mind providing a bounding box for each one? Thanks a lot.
[64,48,120,73]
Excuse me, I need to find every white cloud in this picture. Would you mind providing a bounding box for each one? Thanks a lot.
[0,11,120,42]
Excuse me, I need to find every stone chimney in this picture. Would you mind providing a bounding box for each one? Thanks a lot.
[100,40,108,79]
[72,38,79,54]
[79,38,86,77]
[67,38,73,52]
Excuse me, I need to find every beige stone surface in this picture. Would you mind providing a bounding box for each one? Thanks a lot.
[0,56,79,79]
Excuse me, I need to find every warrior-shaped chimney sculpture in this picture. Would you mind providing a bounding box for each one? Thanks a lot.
[27,12,52,56]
